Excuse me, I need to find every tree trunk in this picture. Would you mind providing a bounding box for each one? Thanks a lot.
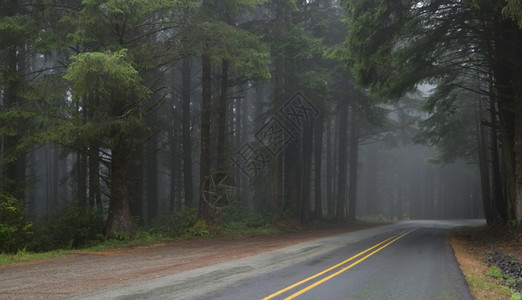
[365,142,378,216]
[300,120,313,223]
[146,135,158,224]
[181,57,193,206]
[88,145,101,208]
[2,44,25,200]
[199,53,212,221]
[271,56,284,223]
[313,116,323,219]
[325,119,335,218]
[493,13,521,228]
[396,174,403,221]
[347,105,359,222]
[476,98,495,223]
[336,101,348,222]
[106,137,134,237]
[168,117,177,213]
[216,59,229,174]
[77,153,87,209]
[489,76,506,221]
[515,103,522,230]
[128,144,144,225]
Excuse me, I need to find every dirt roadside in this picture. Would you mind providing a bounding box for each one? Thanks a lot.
[0,225,373,300]
[450,223,522,299]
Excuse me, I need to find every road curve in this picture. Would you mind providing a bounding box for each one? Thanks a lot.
[72,220,484,300]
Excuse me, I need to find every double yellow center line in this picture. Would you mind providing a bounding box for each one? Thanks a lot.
[262,228,418,300]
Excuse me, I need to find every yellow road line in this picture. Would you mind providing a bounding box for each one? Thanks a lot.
[261,233,399,300]
[283,228,418,299]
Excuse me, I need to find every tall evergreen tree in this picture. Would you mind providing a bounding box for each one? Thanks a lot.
[341,0,522,229]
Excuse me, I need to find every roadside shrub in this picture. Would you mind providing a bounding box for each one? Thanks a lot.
[148,207,198,238]
[222,202,270,228]
[28,205,105,252]
[0,194,32,254]
[186,219,210,237]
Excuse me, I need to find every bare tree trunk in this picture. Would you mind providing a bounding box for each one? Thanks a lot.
[88,145,101,208]
[106,137,134,237]
[2,44,26,201]
[325,119,335,218]
[216,59,229,174]
[515,101,522,231]
[168,119,177,213]
[336,101,348,222]
[300,120,313,223]
[365,143,378,216]
[146,134,158,224]
[489,77,506,221]
[396,174,403,221]
[128,144,144,225]
[181,57,193,206]
[271,57,283,223]
[77,153,87,209]
[347,106,359,222]
[313,116,323,220]
[199,53,212,221]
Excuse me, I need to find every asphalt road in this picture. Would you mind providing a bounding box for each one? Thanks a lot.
[73,220,484,300]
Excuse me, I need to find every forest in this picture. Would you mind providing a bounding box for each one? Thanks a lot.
[0,0,521,254]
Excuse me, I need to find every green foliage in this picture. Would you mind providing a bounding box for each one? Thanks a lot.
[65,50,149,102]
[111,231,130,241]
[148,207,199,238]
[509,219,518,228]
[416,86,478,164]
[186,219,210,237]
[63,50,151,151]
[28,206,105,252]
[503,0,522,27]
[0,249,70,266]
[486,266,521,299]
[0,194,32,254]
[221,208,279,237]
[465,273,513,298]
[183,20,270,78]
[487,266,509,280]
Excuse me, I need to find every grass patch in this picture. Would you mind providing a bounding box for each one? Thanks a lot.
[220,222,282,237]
[487,266,510,280]
[0,248,72,265]
[465,272,512,299]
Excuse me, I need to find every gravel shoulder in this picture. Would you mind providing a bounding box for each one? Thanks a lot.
[0,225,374,300]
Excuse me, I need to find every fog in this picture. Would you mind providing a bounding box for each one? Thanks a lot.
[3,0,502,249]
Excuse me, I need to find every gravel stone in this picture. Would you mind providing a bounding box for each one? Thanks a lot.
[487,251,522,293]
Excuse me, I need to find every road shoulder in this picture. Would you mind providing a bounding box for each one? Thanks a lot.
[450,224,522,299]
[0,223,380,299]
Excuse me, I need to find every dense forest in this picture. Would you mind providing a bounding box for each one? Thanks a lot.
[1,0,520,253]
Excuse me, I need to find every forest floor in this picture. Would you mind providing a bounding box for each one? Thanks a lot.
[0,223,374,299]
[450,221,522,299]
[1,221,520,300]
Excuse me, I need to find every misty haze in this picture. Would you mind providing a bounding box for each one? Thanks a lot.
[1,1,521,299]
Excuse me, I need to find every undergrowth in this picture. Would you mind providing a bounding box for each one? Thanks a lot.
[0,205,307,265]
